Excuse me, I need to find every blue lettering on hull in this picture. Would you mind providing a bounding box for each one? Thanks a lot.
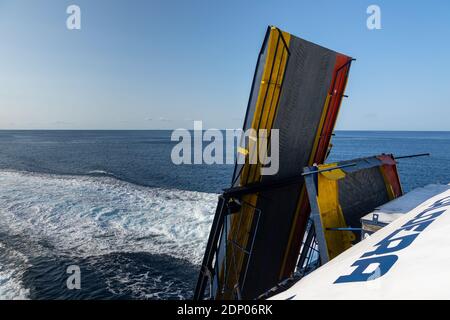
[335,196,450,284]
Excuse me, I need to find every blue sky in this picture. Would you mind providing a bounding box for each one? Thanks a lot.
[0,0,449,130]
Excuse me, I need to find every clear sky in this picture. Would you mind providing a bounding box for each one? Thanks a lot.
[0,0,449,130]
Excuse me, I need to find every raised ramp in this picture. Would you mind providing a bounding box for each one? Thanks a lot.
[304,155,403,263]
[194,26,353,300]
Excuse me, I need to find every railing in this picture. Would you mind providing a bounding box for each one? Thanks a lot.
[296,220,321,277]
[194,196,262,300]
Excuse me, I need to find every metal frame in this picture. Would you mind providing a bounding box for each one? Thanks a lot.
[194,196,262,300]
[303,167,330,264]
[302,155,396,264]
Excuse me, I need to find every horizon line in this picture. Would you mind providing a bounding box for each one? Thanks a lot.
[1,129,450,132]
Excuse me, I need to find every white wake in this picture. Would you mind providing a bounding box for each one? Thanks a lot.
[0,170,218,299]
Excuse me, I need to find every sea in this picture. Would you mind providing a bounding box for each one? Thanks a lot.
[0,130,449,300]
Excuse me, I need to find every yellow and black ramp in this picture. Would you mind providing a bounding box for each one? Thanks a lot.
[194,26,353,300]
[303,155,403,264]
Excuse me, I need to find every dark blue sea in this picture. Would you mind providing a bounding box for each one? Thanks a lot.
[0,130,448,299]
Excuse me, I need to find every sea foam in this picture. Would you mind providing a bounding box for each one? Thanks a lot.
[0,170,218,299]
